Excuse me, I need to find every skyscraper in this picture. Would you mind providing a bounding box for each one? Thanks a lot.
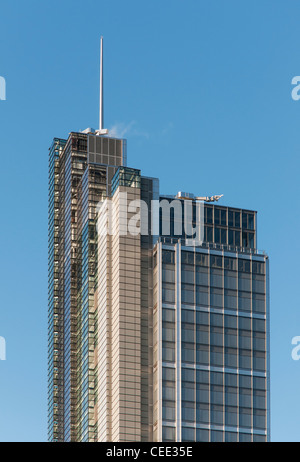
[48,41,270,443]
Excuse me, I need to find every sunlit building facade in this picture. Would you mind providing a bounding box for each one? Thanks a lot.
[48,132,127,442]
[48,132,270,442]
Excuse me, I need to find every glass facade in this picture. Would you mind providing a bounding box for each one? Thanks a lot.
[153,242,269,442]
[48,132,126,442]
[111,167,141,196]
[159,196,257,252]
[48,131,269,443]
[48,138,66,443]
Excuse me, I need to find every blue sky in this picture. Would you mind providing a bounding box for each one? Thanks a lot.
[0,0,300,442]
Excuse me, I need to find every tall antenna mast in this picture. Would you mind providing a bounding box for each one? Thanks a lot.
[96,36,108,135]
[99,36,103,130]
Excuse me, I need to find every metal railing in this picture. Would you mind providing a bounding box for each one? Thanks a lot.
[157,236,266,256]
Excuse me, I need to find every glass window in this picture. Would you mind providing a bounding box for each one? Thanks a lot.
[182,427,195,441]
[196,403,209,423]
[196,369,209,384]
[211,327,223,346]
[225,329,237,348]
[196,310,209,325]
[211,346,223,366]
[253,351,266,371]
[182,324,195,343]
[163,367,175,381]
[196,345,209,365]
[182,343,195,363]
[225,432,238,442]
[206,207,213,224]
[225,373,238,387]
[162,426,175,442]
[252,261,265,275]
[239,350,251,369]
[239,332,251,350]
[211,371,223,385]
[205,226,213,242]
[248,214,254,230]
[196,268,209,286]
[253,434,266,442]
[162,250,175,264]
[225,290,237,309]
[225,315,237,329]
[253,319,265,332]
[253,410,266,430]
[182,309,194,323]
[163,324,175,342]
[196,287,209,306]
[162,283,175,304]
[225,407,238,426]
[163,309,175,322]
[225,386,238,406]
[221,228,227,244]
[238,293,251,312]
[214,227,220,244]
[242,232,248,248]
[196,428,209,442]
[228,210,234,227]
[253,332,265,351]
[214,208,220,225]
[239,389,251,408]
[163,268,175,283]
[182,368,195,382]
[253,376,266,390]
[182,402,195,422]
[225,348,237,368]
[211,405,224,425]
[162,341,175,362]
[211,430,223,442]
[248,232,255,248]
[196,383,209,402]
[224,258,237,271]
[211,268,223,287]
[211,288,223,308]
[254,390,266,409]
[239,316,251,330]
[239,408,251,428]
[211,385,223,405]
[238,259,251,273]
[252,275,265,293]
[224,272,237,290]
[239,274,251,292]
[240,374,251,388]
[240,433,252,442]
[210,255,223,268]
[182,251,194,265]
[211,313,223,327]
[253,294,265,314]
[196,253,209,266]
[182,285,195,305]
[162,402,175,420]
[181,268,194,284]
[221,210,227,226]
[196,326,209,345]
[234,211,240,228]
